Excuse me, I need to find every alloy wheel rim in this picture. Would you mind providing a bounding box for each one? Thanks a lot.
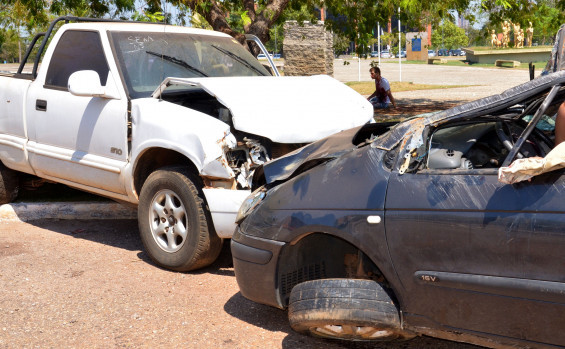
[310,324,396,341]
[149,189,188,253]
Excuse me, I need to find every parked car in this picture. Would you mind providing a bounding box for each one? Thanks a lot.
[370,51,379,57]
[427,49,436,57]
[381,50,394,58]
[451,49,463,56]
[257,53,272,60]
[0,16,373,272]
[399,50,406,58]
[232,70,565,347]
[437,48,449,56]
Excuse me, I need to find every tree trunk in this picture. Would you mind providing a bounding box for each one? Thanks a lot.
[184,0,290,50]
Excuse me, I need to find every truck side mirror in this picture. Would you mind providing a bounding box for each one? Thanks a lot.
[68,70,119,99]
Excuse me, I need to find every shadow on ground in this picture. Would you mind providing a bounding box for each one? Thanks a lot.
[224,291,483,349]
[22,218,235,275]
[374,99,464,121]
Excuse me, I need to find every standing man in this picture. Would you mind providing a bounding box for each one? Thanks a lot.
[368,67,396,109]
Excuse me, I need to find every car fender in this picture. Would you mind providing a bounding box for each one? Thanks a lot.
[130,98,236,179]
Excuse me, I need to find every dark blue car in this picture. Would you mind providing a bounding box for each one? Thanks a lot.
[232,71,565,347]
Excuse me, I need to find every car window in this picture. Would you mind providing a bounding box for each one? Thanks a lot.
[110,31,269,99]
[424,94,565,171]
[45,30,109,90]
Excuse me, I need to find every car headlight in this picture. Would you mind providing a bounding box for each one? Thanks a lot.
[235,187,266,223]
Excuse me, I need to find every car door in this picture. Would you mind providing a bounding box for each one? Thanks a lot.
[384,120,565,346]
[26,29,129,196]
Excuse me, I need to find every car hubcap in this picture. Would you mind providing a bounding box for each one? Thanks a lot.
[311,324,396,341]
[149,189,188,253]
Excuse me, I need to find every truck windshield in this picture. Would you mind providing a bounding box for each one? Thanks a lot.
[109,31,270,98]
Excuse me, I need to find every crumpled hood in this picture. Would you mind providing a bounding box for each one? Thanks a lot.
[254,122,394,187]
[153,75,374,143]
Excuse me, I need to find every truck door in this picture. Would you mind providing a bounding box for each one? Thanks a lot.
[26,29,129,196]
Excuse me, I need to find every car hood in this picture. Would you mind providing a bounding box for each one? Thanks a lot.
[152,75,374,143]
[254,122,395,187]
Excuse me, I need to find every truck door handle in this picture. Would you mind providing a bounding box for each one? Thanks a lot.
[36,99,47,111]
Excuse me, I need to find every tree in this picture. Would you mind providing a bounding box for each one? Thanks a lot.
[431,19,469,49]
[531,1,564,45]
[8,0,558,59]
[0,29,21,63]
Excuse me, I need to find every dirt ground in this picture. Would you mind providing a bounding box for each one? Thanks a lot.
[0,219,482,349]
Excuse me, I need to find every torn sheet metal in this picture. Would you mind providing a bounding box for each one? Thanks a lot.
[498,142,565,184]
[374,71,565,152]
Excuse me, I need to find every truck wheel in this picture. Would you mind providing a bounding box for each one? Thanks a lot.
[138,167,222,272]
[288,279,414,342]
[0,163,19,204]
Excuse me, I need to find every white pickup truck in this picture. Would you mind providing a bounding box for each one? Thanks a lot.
[0,17,373,271]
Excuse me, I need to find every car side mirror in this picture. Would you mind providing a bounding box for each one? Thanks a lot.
[68,70,120,99]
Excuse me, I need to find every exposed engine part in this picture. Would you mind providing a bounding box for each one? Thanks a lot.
[225,137,271,189]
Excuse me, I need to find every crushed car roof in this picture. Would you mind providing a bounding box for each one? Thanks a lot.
[375,70,565,151]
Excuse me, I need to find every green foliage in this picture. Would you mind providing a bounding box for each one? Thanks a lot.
[264,24,283,53]
[0,29,21,63]
[431,20,469,49]
[6,0,565,64]
[132,11,165,22]
[531,1,564,45]
[333,33,350,56]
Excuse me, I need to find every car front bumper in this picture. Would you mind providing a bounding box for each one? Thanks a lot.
[231,227,286,309]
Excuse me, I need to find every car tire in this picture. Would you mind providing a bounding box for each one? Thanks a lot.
[138,166,222,272]
[0,162,19,204]
[288,279,414,341]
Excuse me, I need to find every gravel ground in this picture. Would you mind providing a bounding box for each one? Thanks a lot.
[0,219,482,348]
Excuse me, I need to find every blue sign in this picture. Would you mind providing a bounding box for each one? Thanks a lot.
[412,38,421,52]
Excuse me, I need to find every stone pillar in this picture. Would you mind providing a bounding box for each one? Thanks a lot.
[283,21,334,76]
[406,32,429,61]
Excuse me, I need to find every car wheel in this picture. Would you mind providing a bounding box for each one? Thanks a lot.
[0,163,19,204]
[288,279,414,341]
[138,166,222,272]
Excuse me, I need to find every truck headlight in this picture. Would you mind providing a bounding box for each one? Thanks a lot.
[235,187,266,223]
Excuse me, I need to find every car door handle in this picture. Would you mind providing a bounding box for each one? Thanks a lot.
[36,99,47,111]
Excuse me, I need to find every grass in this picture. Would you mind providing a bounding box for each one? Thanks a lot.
[469,45,552,51]
[345,81,466,95]
[400,59,548,69]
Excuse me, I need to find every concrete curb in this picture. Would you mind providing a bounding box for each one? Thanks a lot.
[0,202,137,222]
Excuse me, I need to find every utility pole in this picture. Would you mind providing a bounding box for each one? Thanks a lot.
[398,7,401,81]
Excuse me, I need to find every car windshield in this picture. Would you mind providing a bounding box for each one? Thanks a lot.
[109,31,270,98]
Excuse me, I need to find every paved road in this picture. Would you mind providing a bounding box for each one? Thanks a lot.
[333,58,541,103]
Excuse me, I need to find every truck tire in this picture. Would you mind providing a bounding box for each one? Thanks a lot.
[138,167,222,272]
[288,279,414,342]
[0,163,19,204]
